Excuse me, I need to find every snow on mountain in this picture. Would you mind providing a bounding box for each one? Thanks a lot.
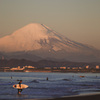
[0,23,49,52]
[0,23,100,62]
[0,23,79,52]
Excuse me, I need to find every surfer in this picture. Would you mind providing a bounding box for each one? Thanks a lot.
[11,76,12,79]
[18,80,23,94]
[46,77,48,81]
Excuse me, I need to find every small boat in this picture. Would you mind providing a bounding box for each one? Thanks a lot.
[80,76,85,78]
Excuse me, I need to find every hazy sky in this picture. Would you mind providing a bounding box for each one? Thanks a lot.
[0,0,100,49]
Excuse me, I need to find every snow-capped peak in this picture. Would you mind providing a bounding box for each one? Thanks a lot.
[0,23,64,52]
[12,23,49,40]
[0,23,100,62]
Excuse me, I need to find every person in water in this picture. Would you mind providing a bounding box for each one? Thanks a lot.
[18,80,23,94]
[46,77,48,81]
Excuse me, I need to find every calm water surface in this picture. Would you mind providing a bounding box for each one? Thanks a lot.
[0,72,100,99]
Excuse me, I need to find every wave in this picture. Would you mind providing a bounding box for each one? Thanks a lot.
[0,82,14,85]
[28,87,48,90]
[62,79,71,81]
[80,84,94,86]
[30,80,39,83]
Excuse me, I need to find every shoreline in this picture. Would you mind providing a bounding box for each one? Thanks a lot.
[0,93,100,100]
[45,93,100,100]
[1,70,100,73]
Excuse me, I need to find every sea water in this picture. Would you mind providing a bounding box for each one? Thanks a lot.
[0,72,100,99]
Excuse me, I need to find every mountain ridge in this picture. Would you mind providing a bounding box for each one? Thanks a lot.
[0,23,100,62]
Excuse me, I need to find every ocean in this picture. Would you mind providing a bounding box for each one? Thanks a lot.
[0,72,100,99]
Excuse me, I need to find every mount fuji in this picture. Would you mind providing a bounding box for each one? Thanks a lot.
[0,23,100,62]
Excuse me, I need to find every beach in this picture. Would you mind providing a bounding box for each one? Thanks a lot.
[46,94,100,100]
[0,94,100,100]
[21,93,100,100]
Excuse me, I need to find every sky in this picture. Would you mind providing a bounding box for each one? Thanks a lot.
[0,0,100,49]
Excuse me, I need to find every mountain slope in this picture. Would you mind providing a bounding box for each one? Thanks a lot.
[0,23,100,62]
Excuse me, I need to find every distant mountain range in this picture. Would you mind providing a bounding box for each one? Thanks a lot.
[0,59,100,68]
[0,23,100,62]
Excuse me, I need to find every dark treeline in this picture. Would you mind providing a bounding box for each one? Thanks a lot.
[0,59,100,68]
